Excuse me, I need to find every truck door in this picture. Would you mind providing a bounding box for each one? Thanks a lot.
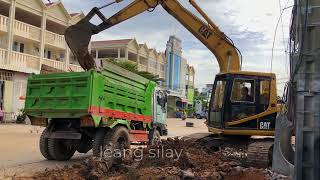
[153,89,167,125]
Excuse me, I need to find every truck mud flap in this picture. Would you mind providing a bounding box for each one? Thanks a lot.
[45,131,82,140]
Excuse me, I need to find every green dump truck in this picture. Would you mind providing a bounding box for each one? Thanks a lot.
[25,61,167,161]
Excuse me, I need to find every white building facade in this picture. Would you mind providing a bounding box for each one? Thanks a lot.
[0,0,83,120]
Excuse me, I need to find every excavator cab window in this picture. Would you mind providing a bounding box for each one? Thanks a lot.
[259,80,270,112]
[208,78,227,128]
[231,79,255,103]
[229,79,256,121]
[212,80,226,111]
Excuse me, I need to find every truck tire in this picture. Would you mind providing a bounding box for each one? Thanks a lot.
[39,127,54,160]
[92,126,130,157]
[48,138,76,161]
[149,129,161,145]
[196,114,202,119]
[92,128,107,157]
[76,133,92,153]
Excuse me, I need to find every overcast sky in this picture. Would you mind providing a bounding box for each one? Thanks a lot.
[57,0,293,93]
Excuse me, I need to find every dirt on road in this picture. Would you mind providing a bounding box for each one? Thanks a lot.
[24,138,289,180]
[0,118,207,179]
[0,119,291,180]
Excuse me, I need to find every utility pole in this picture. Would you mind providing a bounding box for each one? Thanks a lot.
[293,0,320,179]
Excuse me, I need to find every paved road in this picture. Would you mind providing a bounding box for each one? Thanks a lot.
[0,118,208,179]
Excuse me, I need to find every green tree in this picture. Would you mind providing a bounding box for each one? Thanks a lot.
[104,58,159,81]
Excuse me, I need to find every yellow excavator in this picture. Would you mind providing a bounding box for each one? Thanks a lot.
[65,0,281,167]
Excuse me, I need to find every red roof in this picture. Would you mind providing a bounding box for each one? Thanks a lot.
[91,39,133,46]
[70,13,80,17]
[45,2,54,6]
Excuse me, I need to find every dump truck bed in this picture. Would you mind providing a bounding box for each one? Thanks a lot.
[25,61,156,125]
[25,71,92,118]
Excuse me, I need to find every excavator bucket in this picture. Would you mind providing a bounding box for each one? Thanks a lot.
[65,19,96,70]
[64,8,109,70]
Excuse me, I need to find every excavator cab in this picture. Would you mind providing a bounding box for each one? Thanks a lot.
[208,72,279,136]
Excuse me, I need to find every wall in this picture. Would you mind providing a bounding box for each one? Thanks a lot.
[187,88,194,105]
[11,72,27,113]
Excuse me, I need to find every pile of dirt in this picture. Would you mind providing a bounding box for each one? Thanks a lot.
[24,138,291,180]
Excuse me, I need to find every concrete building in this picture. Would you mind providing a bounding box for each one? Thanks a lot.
[0,0,83,120]
[186,64,195,107]
[90,39,166,80]
[165,36,189,117]
[202,84,213,100]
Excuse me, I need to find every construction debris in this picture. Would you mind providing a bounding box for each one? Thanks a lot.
[22,138,292,180]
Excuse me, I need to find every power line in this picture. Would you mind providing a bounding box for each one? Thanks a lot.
[270,0,291,73]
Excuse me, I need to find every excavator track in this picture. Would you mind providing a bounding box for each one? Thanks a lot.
[247,140,274,168]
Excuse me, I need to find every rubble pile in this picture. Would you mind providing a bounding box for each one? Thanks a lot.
[26,138,292,180]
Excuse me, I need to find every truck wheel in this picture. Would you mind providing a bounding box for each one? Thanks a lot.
[92,128,108,157]
[76,133,92,153]
[196,114,202,119]
[92,127,130,157]
[150,129,161,145]
[48,138,76,161]
[39,127,54,160]
[107,126,130,149]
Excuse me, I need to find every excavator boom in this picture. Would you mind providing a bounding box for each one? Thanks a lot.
[65,0,241,72]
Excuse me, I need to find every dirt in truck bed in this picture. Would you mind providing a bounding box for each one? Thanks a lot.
[16,138,291,180]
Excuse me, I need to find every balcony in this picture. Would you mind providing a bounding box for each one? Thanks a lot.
[0,48,6,64]
[0,15,8,32]
[45,31,66,49]
[69,64,83,72]
[0,47,83,74]
[13,19,41,42]
[0,48,40,73]
[159,72,166,79]
[138,64,147,72]
[0,15,67,49]
[42,58,66,71]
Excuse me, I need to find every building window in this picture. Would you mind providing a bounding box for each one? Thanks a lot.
[149,60,157,69]
[140,58,148,66]
[19,43,24,53]
[44,49,52,59]
[160,64,165,71]
[47,51,51,59]
[231,79,255,103]
[12,42,18,52]
[59,53,65,61]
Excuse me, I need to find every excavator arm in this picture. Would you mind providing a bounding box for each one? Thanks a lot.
[65,0,241,72]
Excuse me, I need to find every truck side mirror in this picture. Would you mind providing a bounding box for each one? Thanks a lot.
[157,96,161,105]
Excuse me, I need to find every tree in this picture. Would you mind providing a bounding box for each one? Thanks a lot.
[104,58,159,81]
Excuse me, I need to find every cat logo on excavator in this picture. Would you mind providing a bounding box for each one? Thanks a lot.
[198,25,213,39]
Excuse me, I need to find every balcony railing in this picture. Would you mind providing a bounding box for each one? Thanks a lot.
[138,64,147,72]
[0,15,8,32]
[0,48,40,73]
[45,31,66,49]
[0,48,7,64]
[0,48,84,73]
[69,64,83,72]
[10,51,40,70]
[42,58,66,71]
[13,20,41,41]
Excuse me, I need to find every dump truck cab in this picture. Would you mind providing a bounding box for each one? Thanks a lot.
[152,87,168,136]
[207,71,279,136]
